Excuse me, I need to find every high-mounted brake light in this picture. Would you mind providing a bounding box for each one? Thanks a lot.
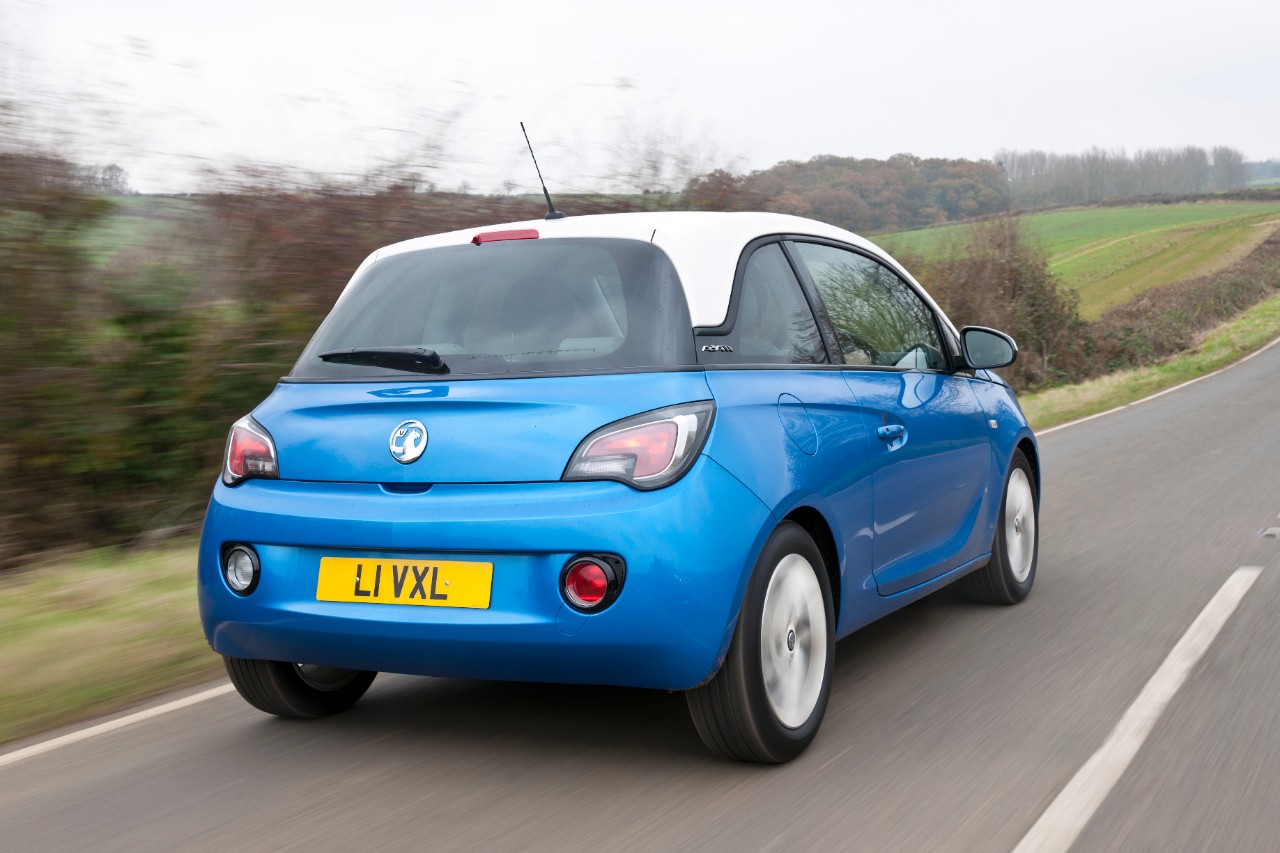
[471,229,540,245]
[223,415,279,486]
[563,402,715,490]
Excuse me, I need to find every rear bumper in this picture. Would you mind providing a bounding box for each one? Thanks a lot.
[198,456,772,691]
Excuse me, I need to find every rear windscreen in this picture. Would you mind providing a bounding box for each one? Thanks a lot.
[290,238,696,380]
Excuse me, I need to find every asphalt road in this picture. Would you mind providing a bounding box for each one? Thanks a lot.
[4,342,1279,852]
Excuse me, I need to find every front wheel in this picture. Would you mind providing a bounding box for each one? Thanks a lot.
[686,522,834,763]
[224,658,376,718]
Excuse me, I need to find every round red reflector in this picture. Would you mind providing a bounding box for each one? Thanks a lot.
[564,561,609,608]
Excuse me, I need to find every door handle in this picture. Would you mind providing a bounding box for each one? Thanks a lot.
[876,424,906,441]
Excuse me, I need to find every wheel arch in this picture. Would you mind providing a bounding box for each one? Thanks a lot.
[782,505,840,626]
[1015,436,1041,505]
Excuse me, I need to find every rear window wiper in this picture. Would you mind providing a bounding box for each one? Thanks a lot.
[318,347,450,375]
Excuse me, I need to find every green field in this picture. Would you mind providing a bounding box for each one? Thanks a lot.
[875,202,1280,319]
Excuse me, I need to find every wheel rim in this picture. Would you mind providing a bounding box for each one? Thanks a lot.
[759,553,828,729]
[1004,468,1036,584]
[294,663,360,692]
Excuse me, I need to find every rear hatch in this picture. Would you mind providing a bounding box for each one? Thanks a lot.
[262,234,706,484]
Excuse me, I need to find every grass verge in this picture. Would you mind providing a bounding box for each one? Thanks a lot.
[0,540,217,746]
[1019,290,1280,429]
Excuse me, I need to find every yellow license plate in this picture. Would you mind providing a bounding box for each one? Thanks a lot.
[316,557,493,609]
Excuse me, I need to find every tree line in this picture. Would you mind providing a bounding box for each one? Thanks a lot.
[71,163,132,195]
[995,146,1251,208]
[685,154,1010,234]
[684,146,1259,236]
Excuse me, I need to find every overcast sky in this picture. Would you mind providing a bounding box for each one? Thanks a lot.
[6,0,1278,193]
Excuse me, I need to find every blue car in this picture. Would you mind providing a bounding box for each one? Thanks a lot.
[199,211,1038,762]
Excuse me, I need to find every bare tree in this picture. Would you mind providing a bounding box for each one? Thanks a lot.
[101,163,130,195]
[1210,146,1249,191]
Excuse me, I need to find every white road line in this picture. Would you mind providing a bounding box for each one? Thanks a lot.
[1038,334,1280,436]
[1013,566,1263,853]
[0,684,234,771]
[817,743,854,772]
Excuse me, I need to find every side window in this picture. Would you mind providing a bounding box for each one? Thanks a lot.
[698,242,827,365]
[791,242,946,370]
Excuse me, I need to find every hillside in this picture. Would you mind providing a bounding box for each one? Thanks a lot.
[875,202,1280,319]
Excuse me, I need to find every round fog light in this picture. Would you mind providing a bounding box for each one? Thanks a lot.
[223,546,260,595]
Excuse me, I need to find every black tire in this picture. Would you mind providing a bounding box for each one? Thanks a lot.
[961,448,1038,605]
[686,522,835,763]
[224,657,376,718]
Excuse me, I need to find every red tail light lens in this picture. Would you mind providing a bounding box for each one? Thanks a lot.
[564,560,609,608]
[560,555,625,611]
[578,421,678,479]
[223,416,279,486]
[563,402,715,490]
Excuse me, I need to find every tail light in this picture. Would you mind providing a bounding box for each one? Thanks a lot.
[222,416,279,486]
[562,401,714,490]
[560,555,625,612]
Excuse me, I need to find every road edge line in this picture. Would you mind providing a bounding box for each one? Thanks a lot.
[1012,566,1263,853]
[0,683,234,771]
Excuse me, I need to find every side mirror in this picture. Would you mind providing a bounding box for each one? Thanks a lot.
[960,327,1018,370]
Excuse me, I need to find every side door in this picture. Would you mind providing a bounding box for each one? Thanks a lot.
[697,240,876,624]
[787,240,994,596]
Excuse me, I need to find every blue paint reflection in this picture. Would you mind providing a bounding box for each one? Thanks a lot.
[898,372,942,409]
[368,386,451,399]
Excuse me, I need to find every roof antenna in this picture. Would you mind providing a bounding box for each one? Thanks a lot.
[520,122,567,220]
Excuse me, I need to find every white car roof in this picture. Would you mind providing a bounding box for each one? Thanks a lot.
[362,211,903,328]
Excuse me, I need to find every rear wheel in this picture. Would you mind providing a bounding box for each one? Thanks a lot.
[686,522,834,763]
[961,448,1038,604]
[224,657,376,718]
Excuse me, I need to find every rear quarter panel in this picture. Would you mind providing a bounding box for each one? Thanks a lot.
[701,369,879,636]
